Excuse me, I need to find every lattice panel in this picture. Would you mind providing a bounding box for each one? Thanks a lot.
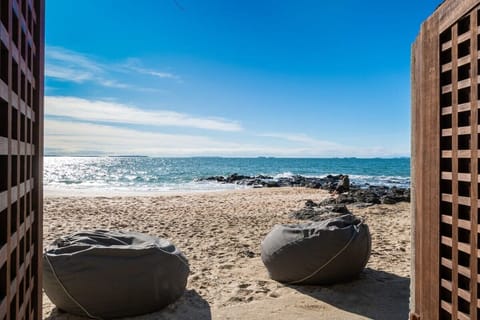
[439,6,480,320]
[0,1,43,319]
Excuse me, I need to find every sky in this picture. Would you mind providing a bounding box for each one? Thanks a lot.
[45,0,442,157]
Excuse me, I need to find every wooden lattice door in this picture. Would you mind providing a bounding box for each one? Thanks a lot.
[412,1,480,319]
[0,0,44,319]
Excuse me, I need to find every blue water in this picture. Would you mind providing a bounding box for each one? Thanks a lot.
[44,157,410,194]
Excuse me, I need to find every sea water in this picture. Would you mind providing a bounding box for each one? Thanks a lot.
[44,157,410,195]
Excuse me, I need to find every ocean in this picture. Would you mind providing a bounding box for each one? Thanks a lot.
[44,157,410,195]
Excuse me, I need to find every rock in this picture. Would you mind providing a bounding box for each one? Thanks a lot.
[336,193,355,204]
[335,175,350,193]
[318,197,337,206]
[265,181,280,188]
[226,173,251,183]
[238,250,255,258]
[290,200,351,221]
[198,173,410,204]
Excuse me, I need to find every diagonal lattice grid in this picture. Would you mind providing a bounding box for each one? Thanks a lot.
[439,6,480,320]
[0,0,43,319]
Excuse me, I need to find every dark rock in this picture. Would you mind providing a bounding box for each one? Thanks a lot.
[226,173,251,183]
[318,197,337,206]
[290,200,351,221]
[335,175,350,193]
[336,193,355,204]
[198,173,410,204]
[265,180,280,188]
[238,250,255,258]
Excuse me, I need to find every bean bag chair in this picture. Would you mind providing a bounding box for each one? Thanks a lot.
[43,230,189,319]
[261,214,370,285]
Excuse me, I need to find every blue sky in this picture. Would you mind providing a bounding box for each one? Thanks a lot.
[45,0,441,157]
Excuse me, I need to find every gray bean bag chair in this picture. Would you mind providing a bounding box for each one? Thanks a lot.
[43,230,189,319]
[261,214,370,285]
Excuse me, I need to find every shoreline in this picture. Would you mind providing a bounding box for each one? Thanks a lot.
[44,186,251,198]
[43,187,410,319]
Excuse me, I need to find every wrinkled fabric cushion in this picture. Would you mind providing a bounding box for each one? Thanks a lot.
[261,215,370,285]
[43,230,189,319]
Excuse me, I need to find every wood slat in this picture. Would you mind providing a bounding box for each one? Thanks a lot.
[457,54,471,67]
[457,173,471,182]
[457,78,471,89]
[0,298,6,320]
[458,196,470,206]
[442,236,453,247]
[458,311,471,320]
[441,257,453,269]
[457,150,471,158]
[458,126,471,135]
[457,102,471,112]
[0,244,6,267]
[442,40,453,51]
[0,191,7,212]
[451,25,459,311]
[457,241,471,254]
[442,193,453,202]
[442,84,453,94]
[442,150,453,158]
[458,218,471,230]
[441,300,453,313]
[442,172,453,180]
[0,137,7,155]
[442,106,453,115]
[442,128,453,136]
[441,215,453,224]
[442,62,453,72]
[0,22,9,49]
[468,12,478,318]
[457,32,471,44]
[441,279,452,290]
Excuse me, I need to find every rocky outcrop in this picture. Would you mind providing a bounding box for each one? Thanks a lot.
[199,173,410,204]
[199,173,352,191]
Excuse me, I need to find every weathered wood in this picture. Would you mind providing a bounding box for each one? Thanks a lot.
[412,1,480,318]
[438,0,480,31]
[0,0,44,318]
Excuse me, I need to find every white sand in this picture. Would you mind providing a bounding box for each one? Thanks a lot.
[42,187,410,320]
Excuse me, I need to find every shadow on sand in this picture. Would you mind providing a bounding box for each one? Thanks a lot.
[44,289,212,320]
[287,268,410,320]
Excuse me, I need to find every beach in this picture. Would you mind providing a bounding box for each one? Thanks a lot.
[42,187,410,320]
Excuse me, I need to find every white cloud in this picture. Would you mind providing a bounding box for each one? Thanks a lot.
[44,119,407,157]
[258,132,340,146]
[45,96,243,132]
[123,59,180,80]
[46,46,132,88]
[45,46,179,89]
[257,132,408,157]
[44,120,280,156]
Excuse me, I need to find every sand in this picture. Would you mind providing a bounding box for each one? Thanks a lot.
[42,187,411,320]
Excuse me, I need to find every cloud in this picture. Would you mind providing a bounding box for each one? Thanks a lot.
[123,59,180,80]
[44,118,407,157]
[257,132,408,157]
[45,46,179,89]
[46,46,132,88]
[44,120,281,156]
[258,132,340,146]
[45,96,243,132]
